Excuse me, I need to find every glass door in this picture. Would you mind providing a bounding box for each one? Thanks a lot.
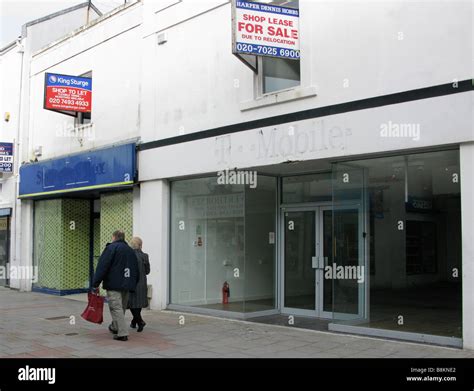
[332,163,367,321]
[317,207,360,318]
[282,207,335,318]
[282,204,363,318]
[319,208,333,317]
[283,210,316,316]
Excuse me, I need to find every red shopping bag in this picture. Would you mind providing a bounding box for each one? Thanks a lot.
[81,290,105,324]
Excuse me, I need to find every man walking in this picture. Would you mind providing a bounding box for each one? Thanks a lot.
[92,230,139,341]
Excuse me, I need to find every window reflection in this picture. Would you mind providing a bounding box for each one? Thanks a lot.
[170,176,277,313]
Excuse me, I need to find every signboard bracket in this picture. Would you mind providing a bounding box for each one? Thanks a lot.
[234,52,258,73]
[44,108,78,117]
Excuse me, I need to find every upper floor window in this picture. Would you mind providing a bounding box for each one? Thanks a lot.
[261,56,300,94]
[77,111,91,125]
[75,71,92,126]
[255,0,300,95]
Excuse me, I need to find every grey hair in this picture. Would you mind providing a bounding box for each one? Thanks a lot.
[130,236,143,250]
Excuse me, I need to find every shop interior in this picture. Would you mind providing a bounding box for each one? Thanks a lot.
[169,149,462,340]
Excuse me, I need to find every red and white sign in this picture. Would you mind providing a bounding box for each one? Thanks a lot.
[233,1,300,60]
[44,73,92,113]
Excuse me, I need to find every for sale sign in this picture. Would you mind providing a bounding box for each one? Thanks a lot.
[44,73,92,113]
[0,143,13,173]
[233,0,300,60]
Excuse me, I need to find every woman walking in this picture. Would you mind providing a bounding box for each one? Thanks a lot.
[128,237,150,332]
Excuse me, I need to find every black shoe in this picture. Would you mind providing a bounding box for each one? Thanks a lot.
[113,335,128,341]
[137,321,146,333]
[130,321,137,329]
[108,325,118,335]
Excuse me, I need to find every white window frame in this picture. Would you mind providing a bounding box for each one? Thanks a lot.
[240,56,316,111]
[256,56,302,97]
[74,71,93,128]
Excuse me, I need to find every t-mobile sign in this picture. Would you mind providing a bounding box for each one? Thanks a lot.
[233,0,300,60]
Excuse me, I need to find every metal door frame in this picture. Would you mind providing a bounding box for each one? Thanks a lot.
[325,203,366,321]
[280,206,318,317]
[279,202,364,319]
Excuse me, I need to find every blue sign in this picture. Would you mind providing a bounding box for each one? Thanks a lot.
[406,197,433,213]
[0,208,12,217]
[45,73,92,90]
[0,142,13,173]
[19,143,135,198]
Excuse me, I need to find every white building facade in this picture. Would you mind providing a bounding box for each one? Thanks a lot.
[138,0,472,348]
[0,2,102,290]
[2,0,473,349]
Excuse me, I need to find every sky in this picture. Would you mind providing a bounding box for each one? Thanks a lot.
[0,0,125,47]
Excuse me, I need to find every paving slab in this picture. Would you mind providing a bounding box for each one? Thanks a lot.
[0,288,471,359]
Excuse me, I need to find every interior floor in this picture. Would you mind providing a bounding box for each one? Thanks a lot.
[196,299,275,313]
[360,282,461,338]
[192,282,461,338]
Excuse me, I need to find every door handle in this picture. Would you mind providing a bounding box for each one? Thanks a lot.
[317,256,323,269]
[318,256,328,269]
[322,256,329,268]
[312,256,328,269]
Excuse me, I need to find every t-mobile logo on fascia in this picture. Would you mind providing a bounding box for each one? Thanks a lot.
[214,120,351,165]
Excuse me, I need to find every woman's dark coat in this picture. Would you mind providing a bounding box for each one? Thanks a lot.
[127,249,150,309]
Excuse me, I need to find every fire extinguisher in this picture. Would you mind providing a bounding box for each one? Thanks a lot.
[222,281,230,304]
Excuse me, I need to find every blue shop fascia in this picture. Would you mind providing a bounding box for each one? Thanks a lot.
[18,142,138,295]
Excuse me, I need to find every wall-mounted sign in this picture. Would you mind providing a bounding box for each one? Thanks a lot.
[232,0,300,60]
[188,193,245,219]
[19,143,135,198]
[44,72,92,113]
[0,142,13,173]
[0,208,12,217]
[406,197,434,213]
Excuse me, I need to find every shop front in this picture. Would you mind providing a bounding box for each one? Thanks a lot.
[168,148,462,346]
[18,143,136,295]
[0,208,11,287]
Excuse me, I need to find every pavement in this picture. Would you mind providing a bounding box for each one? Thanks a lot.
[0,287,473,359]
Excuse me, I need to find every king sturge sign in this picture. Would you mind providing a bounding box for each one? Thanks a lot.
[0,143,13,173]
[232,0,300,60]
[44,73,92,113]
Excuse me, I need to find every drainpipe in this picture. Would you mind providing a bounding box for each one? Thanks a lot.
[404,155,408,203]
[12,38,24,290]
